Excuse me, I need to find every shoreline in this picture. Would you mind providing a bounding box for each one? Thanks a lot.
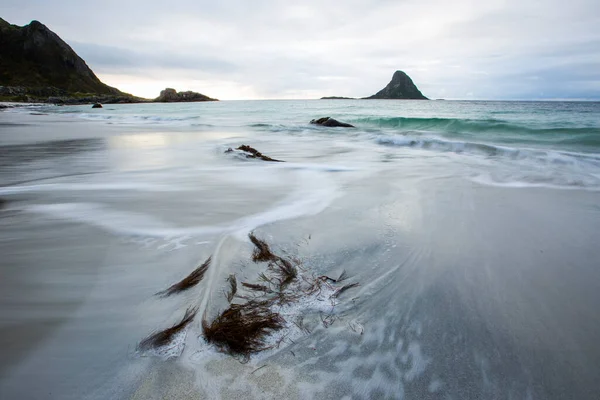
[0,106,205,146]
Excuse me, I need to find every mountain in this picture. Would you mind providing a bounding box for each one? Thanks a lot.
[0,18,219,104]
[0,18,126,98]
[364,70,427,100]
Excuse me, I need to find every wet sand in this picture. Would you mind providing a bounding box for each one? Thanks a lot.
[1,108,600,399]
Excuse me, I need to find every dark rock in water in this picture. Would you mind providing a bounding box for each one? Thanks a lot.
[0,198,6,209]
[364,70,427,100]
[310,117,355,128]
[226,145,283,162]
[155,88,218,103]
[92,103,102,108]
[320,96,356,100]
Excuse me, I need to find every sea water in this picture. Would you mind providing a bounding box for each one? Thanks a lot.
[1,100,599,399]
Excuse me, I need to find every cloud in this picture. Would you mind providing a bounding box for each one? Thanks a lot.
[1,0,599,99]
[71,42,237,73]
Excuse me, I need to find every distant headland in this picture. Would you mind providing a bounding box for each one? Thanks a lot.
[0,18,217,104]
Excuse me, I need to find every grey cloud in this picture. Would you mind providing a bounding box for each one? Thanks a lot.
[71,42,237,73]
[1,0,599,99]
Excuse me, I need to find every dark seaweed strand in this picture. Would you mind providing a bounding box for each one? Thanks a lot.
[332,282,360,298]
[138,306,198,350]
[249,232,279,262]
[241,282,271,292]
[157,256,212,297]
[226,274,237,303]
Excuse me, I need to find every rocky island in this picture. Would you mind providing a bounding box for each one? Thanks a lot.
[155,88,217,103]
[321,70,428,100]
[320,96,356,100]
[364,70,427,99]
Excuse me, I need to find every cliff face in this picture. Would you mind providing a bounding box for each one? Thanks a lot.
[0,18,122,95]
[155,88,218,102]
[364,71,427,100]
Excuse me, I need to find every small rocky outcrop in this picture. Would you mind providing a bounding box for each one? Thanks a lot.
[364,70,427,100]
[155,88,218,103]
[92,103,102,108]
[320,96,356,100]
[225,145,283,162]
[310,117,355,128]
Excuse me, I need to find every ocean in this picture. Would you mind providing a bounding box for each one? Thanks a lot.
[1,99,599,399]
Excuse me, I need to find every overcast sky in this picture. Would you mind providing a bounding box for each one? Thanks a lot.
[2,0,600,100]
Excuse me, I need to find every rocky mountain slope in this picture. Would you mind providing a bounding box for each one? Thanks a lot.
[0,18,128,99]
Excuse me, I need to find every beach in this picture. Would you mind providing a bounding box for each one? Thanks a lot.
[1,101,600,399]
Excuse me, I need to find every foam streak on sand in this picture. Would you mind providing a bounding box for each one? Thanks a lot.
[0,181,187,195]
[23,169,339,244]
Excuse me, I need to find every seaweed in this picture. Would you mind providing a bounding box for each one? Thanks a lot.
[202,301,284,357]
[225,274,237,303]
[293,316,311,335]
[236,144,283,162]
[250,232,297,289]
[332,282,360,298]
[138,307,198,350]
[249,232,278,262]
[199,235,359,359]
[241,282,271,293]
[270,257,297,289]
[320,311,336,328]
[156,256,212,297]
[320,270,349,283]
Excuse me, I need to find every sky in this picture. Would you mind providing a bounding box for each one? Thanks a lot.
[2,0,600,100]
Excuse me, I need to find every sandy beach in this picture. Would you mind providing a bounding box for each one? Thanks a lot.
[1,102,600,399]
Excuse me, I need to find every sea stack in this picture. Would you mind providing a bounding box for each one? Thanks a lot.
[364,70,427,100]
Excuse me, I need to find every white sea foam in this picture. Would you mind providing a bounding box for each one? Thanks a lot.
[25,202,224,237]
[253,279,339,362]
[0,182,187,195]
[140,329,189,360]
[376,134,600,165]
[23,169,340,241]
[75,113,204,126]
[470,173,600,191]
[230,170,339,239]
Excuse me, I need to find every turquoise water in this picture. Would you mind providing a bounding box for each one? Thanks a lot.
[36,99,600,190]
[1,100,600,399]
[47,100,600,152]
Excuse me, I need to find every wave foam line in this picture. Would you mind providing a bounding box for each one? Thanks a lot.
[23,170,340,239]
